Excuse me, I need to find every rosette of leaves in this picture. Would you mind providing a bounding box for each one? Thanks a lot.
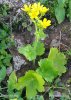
[37,48,67,82]
[15,70,45,99]
[18,41,45,61]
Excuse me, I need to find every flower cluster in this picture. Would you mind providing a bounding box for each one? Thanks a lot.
[21,2,51,29]
[38,18,51,29]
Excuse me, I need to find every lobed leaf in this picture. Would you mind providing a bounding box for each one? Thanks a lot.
[15,70,45,99]
[48,48,67,75]
[18,41,45,61]
[37,59,58,82]
[18,44,36,61]
[37,48,67,82]
[7,71,17,93]
[33,41,45,56]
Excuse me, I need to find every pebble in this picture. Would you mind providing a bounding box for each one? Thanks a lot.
[54,91,61,98]
[14,38,24,49]
[13,55,26,71]
[6,66,13,75]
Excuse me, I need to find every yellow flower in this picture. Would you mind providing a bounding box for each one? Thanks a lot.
[31,2,48,14]
[39,18,51,28]
[31,3,37,9]
[21,4,31,12]
[36,2,42,11]
[29,11,39,19]
[21,3,49,19]
[31,2,40,10]
[40,7,49,14]
[30,2,40,15]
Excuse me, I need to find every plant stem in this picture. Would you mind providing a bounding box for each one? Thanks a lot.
[33,20,39,42]
[33,59,35,67]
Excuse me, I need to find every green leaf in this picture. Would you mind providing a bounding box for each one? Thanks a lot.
[58,0,66,7]
[48,48,67,75]
[37,48,67,82]
[7,71,17,94]
[0,29,7,39]
[10,98,18,100]
[33,41,45,56]
[22,22,27,28]
[0,66,6,82]
[18,44,36,61]
[18,42,45,61]
[31,95,44,100]
[39,0,48,5]
[3,54,12,66]
[9,91,23,100]
[36,95,44,100]
[37,59,58,82]
[49,90,54,100]
[66,49,71,56]
[27,26,32,32]
[68,0,71,21]
[16,70,45,99]
[55,6,65,24]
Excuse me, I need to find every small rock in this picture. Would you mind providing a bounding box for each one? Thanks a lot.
[0,0,2,4]
[22,0,26,3]
[54,91,61,98]
[13,55,26,71]
[6,66,13,75]
[14,38,24,49]
[50,39,60,47]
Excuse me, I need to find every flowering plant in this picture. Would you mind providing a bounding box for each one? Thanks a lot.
[18,2,51,61]
[21,2,51,40]
[7,3,67,100]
